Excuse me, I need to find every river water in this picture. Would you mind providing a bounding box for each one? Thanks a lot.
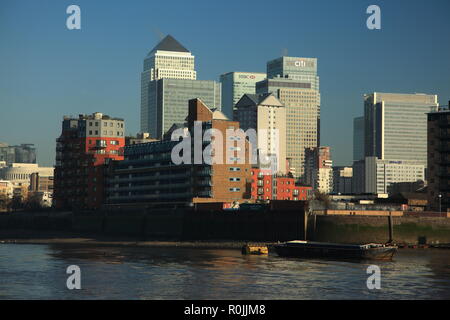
[0,243,449,300]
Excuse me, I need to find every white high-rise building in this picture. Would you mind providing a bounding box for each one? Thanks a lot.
[234,93,287,174]
[364,92,439,166]
[352,157,425,195]
[140,35,197,133]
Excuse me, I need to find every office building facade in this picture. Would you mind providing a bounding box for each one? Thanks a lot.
[364,92,439,165]
[141,35,196,134]
[152,78,221,138]
[141,35,221,138]
[256,56,320,178]
[220,72,266,119]
[353,157,425,195]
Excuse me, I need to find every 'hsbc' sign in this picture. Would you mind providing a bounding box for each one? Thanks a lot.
[238,74,256,79]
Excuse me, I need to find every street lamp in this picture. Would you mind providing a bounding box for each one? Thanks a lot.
[438,194,442,215]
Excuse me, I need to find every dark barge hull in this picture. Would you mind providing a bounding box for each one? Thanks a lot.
[273,241,397,261]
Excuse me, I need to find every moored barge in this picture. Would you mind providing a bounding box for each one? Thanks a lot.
[273,240,397,261]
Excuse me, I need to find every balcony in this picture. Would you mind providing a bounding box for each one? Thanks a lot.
[197,191,213,197]
[197,180,213,187]
[196,169,213,176]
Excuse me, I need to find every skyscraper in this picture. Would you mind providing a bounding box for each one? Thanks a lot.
[152,78,221,137]
[141,35,221,138]
[220,72,266,119]
[364,92,439,165]
[141,35,196,134]
[353,116,364,161]
[256,56,320,178]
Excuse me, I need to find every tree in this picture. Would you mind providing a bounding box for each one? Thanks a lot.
[24,193,44,211]
[0,194,12,212]
[11,195,24,211]
[313,190,331,209]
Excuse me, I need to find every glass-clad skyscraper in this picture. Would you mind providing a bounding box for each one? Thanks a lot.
[141,35,221,138]
[152,78,221,136]
[220,72,266,119]
[256,56,320,178]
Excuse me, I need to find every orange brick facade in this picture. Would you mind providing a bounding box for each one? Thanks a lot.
[251,168,312,201]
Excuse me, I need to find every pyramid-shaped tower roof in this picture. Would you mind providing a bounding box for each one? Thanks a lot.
[149,35,190,54]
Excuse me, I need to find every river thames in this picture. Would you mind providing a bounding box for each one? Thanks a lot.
[0,243,449,299]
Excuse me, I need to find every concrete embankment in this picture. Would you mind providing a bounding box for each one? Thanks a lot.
[0,209,449,245]
[311,215,450,245]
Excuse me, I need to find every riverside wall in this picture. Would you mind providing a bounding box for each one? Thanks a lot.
[311,215,450,244]
[0,209,449,244]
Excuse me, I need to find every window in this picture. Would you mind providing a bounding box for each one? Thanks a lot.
[97,140,106,147]
[229,167,241,171]
[229,177,241,182]
[229,188,240,192]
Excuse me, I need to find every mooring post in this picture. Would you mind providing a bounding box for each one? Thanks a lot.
[303,210,308,240]
[388,212,393,244]
[312,213,317,241]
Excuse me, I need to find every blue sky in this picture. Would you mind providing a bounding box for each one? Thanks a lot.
[1,0,449,167]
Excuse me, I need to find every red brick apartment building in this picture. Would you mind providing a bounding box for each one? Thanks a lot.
[54,112,125,209]
[251,168,312,201]
[106,99,253,208]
